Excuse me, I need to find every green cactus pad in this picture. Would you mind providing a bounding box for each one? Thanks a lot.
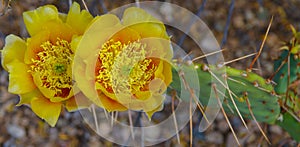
[273,26,300,142]
[276,112,300,142]
[273,50,300,94]
[170,63,280,124]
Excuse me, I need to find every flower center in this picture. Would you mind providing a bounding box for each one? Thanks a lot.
[30,38,73,97]
[96,39,158,94]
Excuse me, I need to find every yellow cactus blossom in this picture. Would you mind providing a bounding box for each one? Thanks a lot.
[74,7,173,118]
[1,2,93,127]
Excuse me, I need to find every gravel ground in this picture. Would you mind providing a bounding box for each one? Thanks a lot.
[0,0,300,146]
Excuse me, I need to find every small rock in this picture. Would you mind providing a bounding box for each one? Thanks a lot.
[245,9,254,20]
[230,117,243,128]
[0,136,4,144]
[66,126,77,136]
[88,136,103,147]
[217,120,229,133]
[49,128,58,140]
[20,117,30,126]
[270,125,282,135]
[248,120,260,132]
[226,133,239,147]
[3,138,16,147]
[246,134,256,144]
[247,144,257,147]
[233,15,245,28]
[238,126,249,137]
[216,113,224,121]
[7,124,25,139]
[205,132,223,144]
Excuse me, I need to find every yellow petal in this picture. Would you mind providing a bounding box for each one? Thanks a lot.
[32,72,74,102]
[119,93,164,113]
[135,91,151,100]
[24,30,50,64]
[49,88,75,103]
[77,14,121,59]
[145,103,164,119]
[73,58,100,103]
[128,23,168,39]
[162,61,172,86]
[122,7,168,39]
[6,61,36,94]
[31,97,62,127]
[59,13,67,22]
[97,91,127,112]
[23,5,60,36]
[95,82,117,100]
[18,89,42,106]
[42,21,76,42]
[70,36,82,53]
[87,14,120,31]
[143,38,172,60]
[1,35,26,71]
[111,27,141,43]
[66,2,93,35]
[148,78,167,96]
[123,7,159,25]
[24,22,75,64]
[154,60,165,81]
[32,72,55,98]
[65,92,91,112]
[142,95,165,112]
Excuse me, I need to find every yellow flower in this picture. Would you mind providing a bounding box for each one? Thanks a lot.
[74,7,173,118]
[1,2,93,127]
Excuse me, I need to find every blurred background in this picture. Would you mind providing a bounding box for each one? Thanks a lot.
[0,0,299,146]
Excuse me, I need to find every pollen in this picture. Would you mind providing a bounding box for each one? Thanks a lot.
[30,38,73,97]
[96,39,157,95]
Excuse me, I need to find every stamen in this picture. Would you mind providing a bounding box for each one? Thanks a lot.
[30,38,73,97]
[96,39,158,96]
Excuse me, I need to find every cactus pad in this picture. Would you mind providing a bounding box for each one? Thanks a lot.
[277,112,300,142]
[273,50,300,94]
[273,26,300,142]
[170,63,280,124]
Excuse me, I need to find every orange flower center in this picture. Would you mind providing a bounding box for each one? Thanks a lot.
[29,38,73,97]
[96,39,158,95]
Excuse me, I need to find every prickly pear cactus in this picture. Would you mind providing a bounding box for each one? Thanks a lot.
[273,50,300,94]
[170,63,280,124]
[273,26,300,142]
[274,26,300,96]
[277,112,300,142]
[221,66,280,124]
